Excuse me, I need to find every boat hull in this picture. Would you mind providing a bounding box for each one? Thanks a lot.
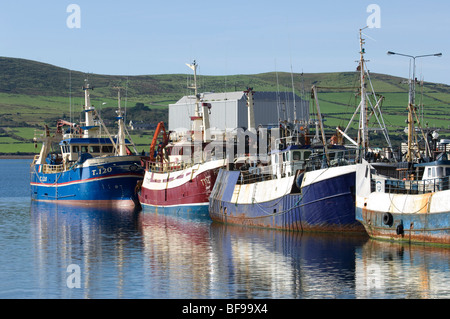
[30,156,144,207]
[138,159,225,219]
[140,202,210,220]
[356,206,450,245]
[355,161,450,245]
[209,167,365,233]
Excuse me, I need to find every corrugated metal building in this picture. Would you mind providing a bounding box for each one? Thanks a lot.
[168,91,309,131]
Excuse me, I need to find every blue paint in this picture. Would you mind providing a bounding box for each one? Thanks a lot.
[141,202,211,221]
[31,159,143,202]
[356,207,450,241]
[209,169,364,232]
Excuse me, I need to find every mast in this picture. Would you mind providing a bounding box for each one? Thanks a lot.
[244,87,255,132]
[186,60,205,142]
[82,81,98,138]
[357,27,369,161]
[114,87,128,156]
[312,85,330,165]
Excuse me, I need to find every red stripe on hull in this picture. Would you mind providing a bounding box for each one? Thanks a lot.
[139,168,218,207]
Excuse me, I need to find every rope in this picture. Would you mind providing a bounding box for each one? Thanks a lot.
[387,192,431,215]
[232,164,336,219]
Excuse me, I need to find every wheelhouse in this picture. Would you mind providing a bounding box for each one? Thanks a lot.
[59,137,132,162]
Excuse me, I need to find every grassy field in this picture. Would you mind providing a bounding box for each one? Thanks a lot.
[0,57,448,154]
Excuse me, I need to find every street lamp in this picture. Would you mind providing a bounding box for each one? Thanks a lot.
[387,50,442,161]
[387,51,442,105]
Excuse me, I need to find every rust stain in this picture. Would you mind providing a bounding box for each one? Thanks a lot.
[419,192,433,214]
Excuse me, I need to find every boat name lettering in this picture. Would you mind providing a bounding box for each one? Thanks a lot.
[91,167,112,176]
[200,176,211,188]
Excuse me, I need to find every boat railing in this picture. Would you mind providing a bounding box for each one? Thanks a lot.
[145,159,197,173]
[236,164,277,185]
[305,148,358,171]
[372,175,450,194]
[31,155,40,165]
[41,163,65,174]
[234,148,359,185]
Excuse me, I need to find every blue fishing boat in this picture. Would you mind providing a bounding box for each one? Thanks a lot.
[209,141,363,232]
[30,83,144,207]
[209,28,394,233]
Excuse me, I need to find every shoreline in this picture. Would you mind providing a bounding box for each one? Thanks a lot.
[0,155,35,159]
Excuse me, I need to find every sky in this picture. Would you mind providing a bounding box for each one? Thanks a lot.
[0,0,449,85]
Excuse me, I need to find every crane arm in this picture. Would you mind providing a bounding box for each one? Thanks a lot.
[149,121,169,161]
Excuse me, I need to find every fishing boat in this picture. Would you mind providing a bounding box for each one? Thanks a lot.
[30,83,144,207]
[355,144,450,245]
[355,42,449,244]
[138,61,226,219]
[209,28,394,233]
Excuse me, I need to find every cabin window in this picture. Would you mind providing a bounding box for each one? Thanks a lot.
[89,145,100,153]
[432,167,436,177]
[72,146,79,153]
[445,167,450,176]
[102,145,113,153]
[304,151,311,160]
[293,151,301,161]
[436,167,443,177]
[81,145,88,153]
[427,167,432,177]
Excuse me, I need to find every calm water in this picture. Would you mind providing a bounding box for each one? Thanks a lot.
[1,159,450,299]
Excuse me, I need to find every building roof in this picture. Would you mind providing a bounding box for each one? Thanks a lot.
[173,91,305,105]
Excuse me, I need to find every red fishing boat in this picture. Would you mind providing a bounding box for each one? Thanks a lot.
[138,61,226,219]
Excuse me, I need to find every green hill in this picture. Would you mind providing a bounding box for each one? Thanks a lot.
[0,56,449,154]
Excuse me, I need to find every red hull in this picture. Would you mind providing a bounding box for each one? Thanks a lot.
[138,168,219,207]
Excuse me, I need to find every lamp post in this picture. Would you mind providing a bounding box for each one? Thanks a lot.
[387,51,442,162]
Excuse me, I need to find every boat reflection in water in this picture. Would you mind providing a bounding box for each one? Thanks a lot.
[355,240,450,298]
[30,201,142,298]
[138,212,369,298]
[137,213,213,298]
[30,201,450,298]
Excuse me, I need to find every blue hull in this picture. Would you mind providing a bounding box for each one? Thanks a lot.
[30,159,143,205]
[356,207,450,245]
[140,202,210,221]
[209,169,365,233]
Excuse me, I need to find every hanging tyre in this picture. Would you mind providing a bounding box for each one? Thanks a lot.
[396,224,404,235]
[382,212,393,226]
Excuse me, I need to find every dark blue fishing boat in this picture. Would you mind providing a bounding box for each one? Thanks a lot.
[30,83,144,207]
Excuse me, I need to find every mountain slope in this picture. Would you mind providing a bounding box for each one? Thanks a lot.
[0,56,448,154]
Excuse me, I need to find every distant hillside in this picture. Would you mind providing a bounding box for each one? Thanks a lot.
[0,56,449,154]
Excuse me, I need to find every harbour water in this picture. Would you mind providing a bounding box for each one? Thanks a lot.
[1,159,450,300]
